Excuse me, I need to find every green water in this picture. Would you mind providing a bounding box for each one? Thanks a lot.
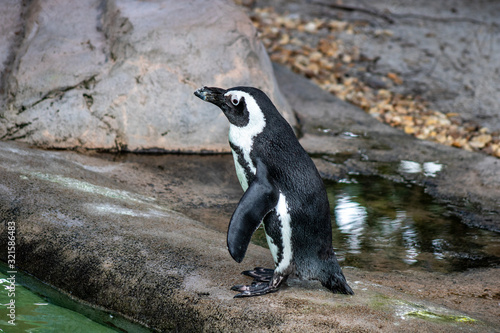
[0,273,112,332]
[253,176,500,273]
[0,263,150,333]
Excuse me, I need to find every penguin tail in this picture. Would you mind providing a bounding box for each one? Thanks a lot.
[321,275,354,295]
[316,247,354,295]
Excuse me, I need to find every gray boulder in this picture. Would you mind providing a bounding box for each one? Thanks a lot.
[0,0,293,152]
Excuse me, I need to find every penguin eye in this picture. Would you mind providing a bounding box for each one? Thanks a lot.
[231,97,240,106]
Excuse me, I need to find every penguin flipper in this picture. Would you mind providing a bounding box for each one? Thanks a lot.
[227,159,279,263]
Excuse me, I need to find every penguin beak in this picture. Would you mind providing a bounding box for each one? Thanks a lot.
[194,86,227,106]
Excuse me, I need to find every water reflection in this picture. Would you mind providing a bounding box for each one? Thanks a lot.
[334,194,367,254]
[398,160,443,177]
[401,225,419,265]
[327,176,500,272]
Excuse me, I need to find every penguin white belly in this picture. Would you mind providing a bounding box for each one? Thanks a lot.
[265,233,279,264]
[231,149,249,191]
[271,192,293,274]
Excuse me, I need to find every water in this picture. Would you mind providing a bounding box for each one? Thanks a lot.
[0,263,151,333]
[252,176,500,273]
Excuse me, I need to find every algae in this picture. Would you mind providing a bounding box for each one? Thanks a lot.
[406,310,476,323]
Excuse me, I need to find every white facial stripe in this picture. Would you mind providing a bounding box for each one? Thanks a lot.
[274,192,293,274]
[226,91,266,175]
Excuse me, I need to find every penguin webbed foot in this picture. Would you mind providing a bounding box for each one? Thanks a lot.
[231,267,286,298]
[231,281,279,298]
[241,267,274,282]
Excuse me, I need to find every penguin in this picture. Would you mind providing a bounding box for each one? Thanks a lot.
[194,86,353,298]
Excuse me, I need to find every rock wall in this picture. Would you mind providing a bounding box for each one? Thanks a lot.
[0,0,294,152]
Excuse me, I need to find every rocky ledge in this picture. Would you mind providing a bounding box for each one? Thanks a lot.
[0,66,499,331]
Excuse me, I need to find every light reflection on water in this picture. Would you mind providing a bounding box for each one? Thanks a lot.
[398,160,443,177]
[335,194,367,254]
[401,225,419,265]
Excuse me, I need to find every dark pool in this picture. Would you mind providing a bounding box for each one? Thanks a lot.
[253,175,500,273]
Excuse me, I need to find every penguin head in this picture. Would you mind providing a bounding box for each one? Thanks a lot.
[194,86,272,128]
